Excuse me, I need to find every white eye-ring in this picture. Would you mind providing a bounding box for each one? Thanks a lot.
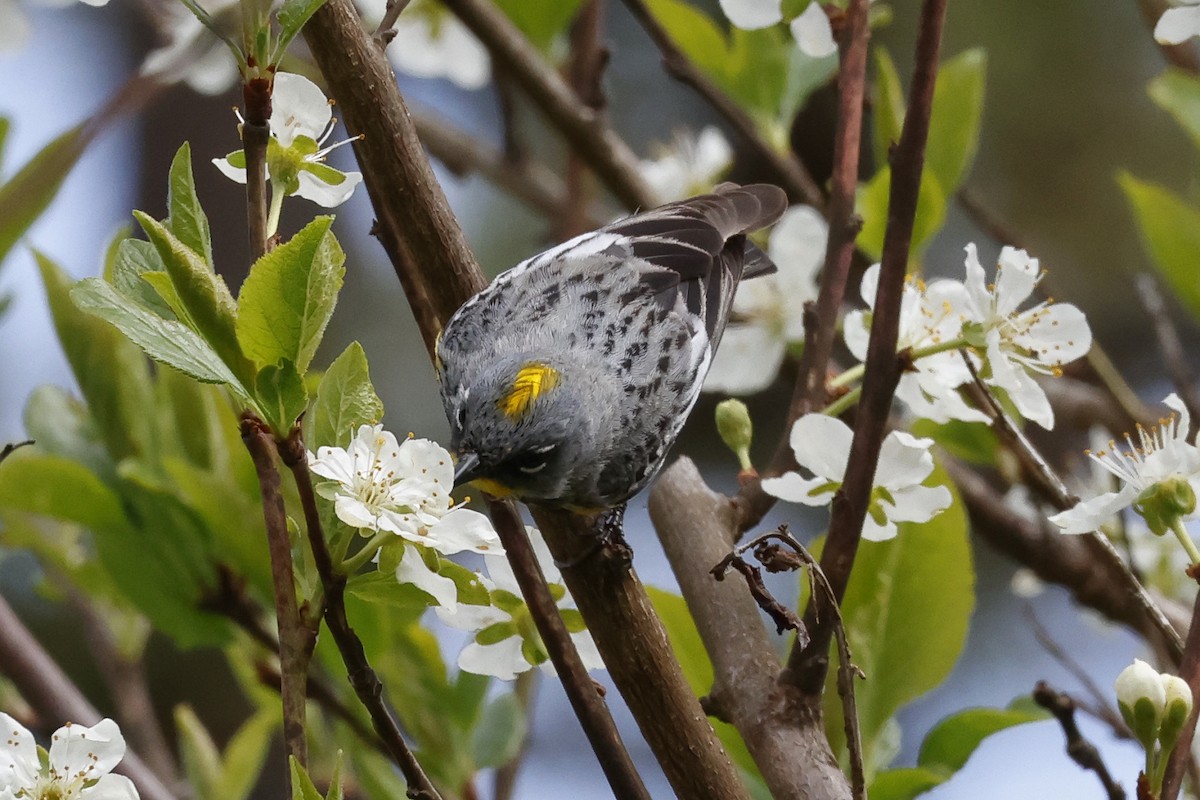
[519,461,548,474]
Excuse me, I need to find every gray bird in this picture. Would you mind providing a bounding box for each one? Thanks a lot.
[435,182,788,512]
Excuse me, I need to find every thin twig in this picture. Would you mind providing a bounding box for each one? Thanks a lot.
[962,355,1185,663]
[239,413,312,781]
[277,430,443,800]
[372,0,414,44]
[0,593,178,800]
[618,0,824,207]
[1024,607,1131,739]
[0,441,33,464]
[440,0,655,211]
[254,661,386,756]
[788,0,949,696]
[1161,588,1200,800]
[1033,681,1126,800]
[559,0,608,240]
[1135,273,1200,428]
[242,78,272,261]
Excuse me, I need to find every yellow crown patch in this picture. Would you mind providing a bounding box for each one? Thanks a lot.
[498,362,560,420]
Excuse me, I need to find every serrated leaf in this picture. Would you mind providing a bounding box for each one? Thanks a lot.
[872,47,906,168]
[37,254,158,461]
[111,239,175,319]
[167,143,214,268]
[274,0,328,62]
[824,463,973,777]
[71,278,254,404]
[306,342,382,450]
[471,694,526,769]
[1149,68,1200,151]
[0,450,127,533]
[856,166,947,264]
[917,705,1046,775]
[133,211,255,385]
[926,48,986,194]
[0,123,88,266]
[254,360,309,434]
[236,216,345,374]
[1119,172,1200,323]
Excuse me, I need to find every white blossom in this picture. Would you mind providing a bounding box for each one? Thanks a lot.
[436,527,603,680]
[789,1,837,58]
[308,424,502,555]
[1050,394,1200,535]
[844,264,986,424]
[358,0,490,90]
[762,413,952,541]
[213,72,364,209]
[1155,1,1200,44]
[0,715,139,800]
[705,205,826,394]
[140,0,242,95]
[641,127,733,204]
[961,244,1091,430]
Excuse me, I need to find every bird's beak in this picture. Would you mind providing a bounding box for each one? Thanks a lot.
[452,451,482,487]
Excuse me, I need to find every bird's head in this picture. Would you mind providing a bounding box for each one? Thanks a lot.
[446,356,585,503]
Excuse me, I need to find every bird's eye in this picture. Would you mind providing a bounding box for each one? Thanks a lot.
[511,444,556,475]
[455,405,467,430]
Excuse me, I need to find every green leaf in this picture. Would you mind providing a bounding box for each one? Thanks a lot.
[346,571,439,611]
[0,450,127,533]
[22,385,113,481]
[856,167,947,264]
[289,757,324,800]
[306,342,383,450]
[494,0,585,50]
[71,278,253,402]
[824,462,974,778]
[133,211,255,385]
[869,767,947,800]
[167,143,214,268]
[1118,172,1200,322]
[111,239,175,319]
[0,123,88,266]
[909,419,997,466]
[917,705,1046,775]
[471,693,526,769]
[236,216,345,374]
[254,360,309,434]
[926,48,986,195]
[644,0,729,81]
[1148,68,1200,151]
[218,711,277,800]
[872,48,906,169]
[38,253,159,462]
[274,0,329,61]
[175,705,223,800]
[0,117,10,168]
[325,751,344,800]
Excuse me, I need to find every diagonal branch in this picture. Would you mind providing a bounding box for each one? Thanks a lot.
[786,0,949,695]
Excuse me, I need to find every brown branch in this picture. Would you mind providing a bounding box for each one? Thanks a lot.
[440,0,655,211]
[372,0,414,44]
[559,0,608,240]
[787,0,948,695]
[277,430,443,800]
[1161,588,1200,800]
[1135,273,1200,428]
[962,357,1185,662]
[0,592,178,800]
[240,413,311,781]
[242,78,272,261]
[1033,681,1127,800]
[649,458,851,800]
[305,4,749,795]
[618,0,824,207]
[412,109,572,222]
[485,502,650,800]
[254,661,387,758]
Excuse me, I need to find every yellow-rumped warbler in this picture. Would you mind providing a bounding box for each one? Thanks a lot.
[437,183,787,511]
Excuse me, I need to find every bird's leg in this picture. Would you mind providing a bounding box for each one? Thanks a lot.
[551,504,633,570]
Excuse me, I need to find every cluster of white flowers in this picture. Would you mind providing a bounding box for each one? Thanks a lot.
[0,715,139,800]
[309,425,601,681]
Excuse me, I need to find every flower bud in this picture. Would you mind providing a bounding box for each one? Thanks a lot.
[1135,476,1197,536]
[1158,673,1193,754]
[1116,659,1167,749]
[716,399,754,472]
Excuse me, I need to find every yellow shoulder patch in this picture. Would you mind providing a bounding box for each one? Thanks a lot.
[497,362,560,420]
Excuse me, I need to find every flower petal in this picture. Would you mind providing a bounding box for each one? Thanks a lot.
[294,169,363,208]
[212,157,248,186]
[88,773,141,800]
[761,472,837,506]
[457,637,529,681]
[789,2,837,58]
[435,600,509,632]
[396,544,459,609]
[718,0,782,29]
[861,513,898,542]
[789,413,853,479]
[985,335,1055,429]
[703,324,787,395]
[0,712,38,789]
[874,430,935,489]
[1048,485,1139,534]
[49,718,126,784]
[884,483,952,524]
[424,508,503,555]
[271,72,333,148]
[1156,5,1200,44]
[992,247,1039,318]
[1011,302,1091,368]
